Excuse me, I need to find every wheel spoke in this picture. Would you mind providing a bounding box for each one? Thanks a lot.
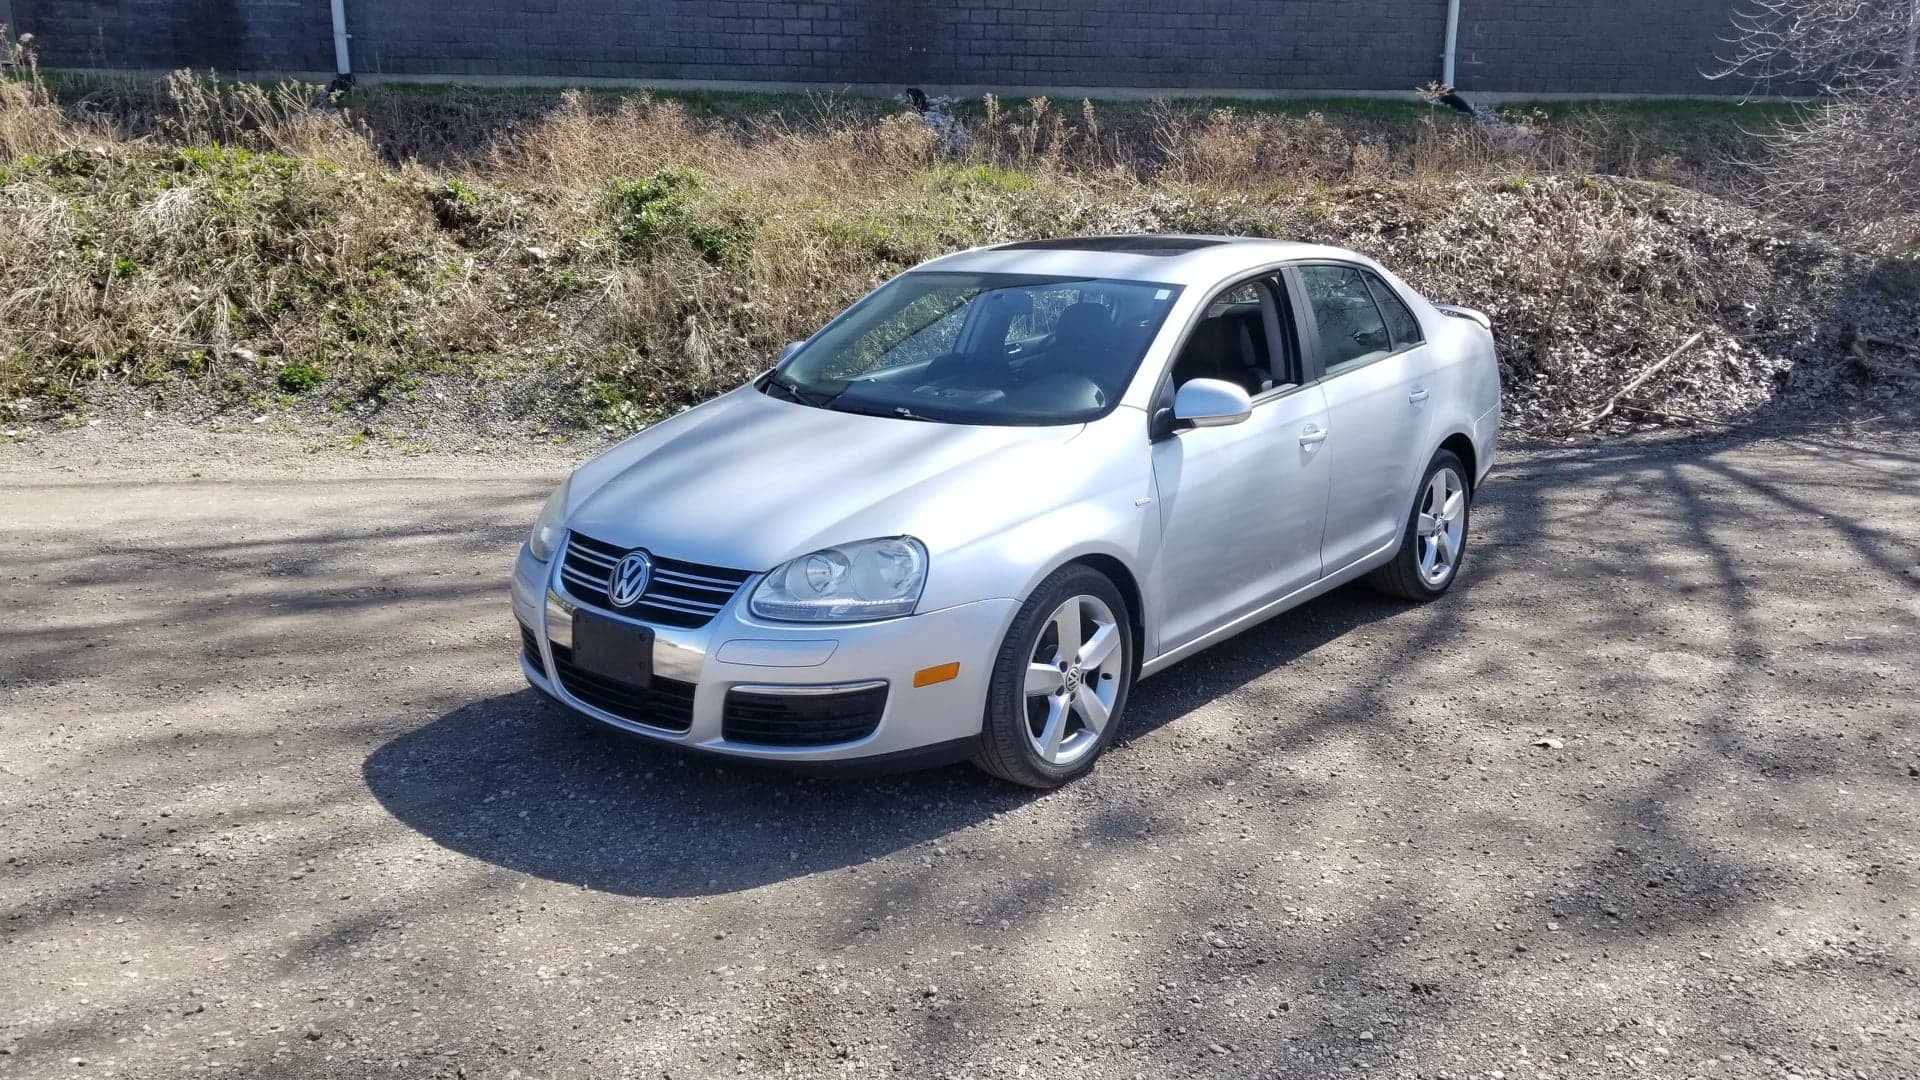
[1036,697,1068,762]
[1435,529,1456,567]
[1078,622,1120,669]
[1442,490,1465,522]
[1025,663,1064,696]
[1073,688,1111,736]
[1419,539,1439,577]
[1050,603,1082,666]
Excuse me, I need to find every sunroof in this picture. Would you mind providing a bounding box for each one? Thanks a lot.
[998,236,1228,256]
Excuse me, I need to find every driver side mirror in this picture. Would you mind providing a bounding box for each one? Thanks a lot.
[1158,378,1252,436]
[779,341,805,363]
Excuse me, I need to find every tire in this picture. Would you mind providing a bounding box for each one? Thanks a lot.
[1367,449,1472,602]
[971,564,1134,789]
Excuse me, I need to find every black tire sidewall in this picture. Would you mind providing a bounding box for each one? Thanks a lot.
[980,565,1134,787]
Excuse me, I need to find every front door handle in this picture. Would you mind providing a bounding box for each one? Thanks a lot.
[1299,424,1329,447]
[1408,387,1431,404]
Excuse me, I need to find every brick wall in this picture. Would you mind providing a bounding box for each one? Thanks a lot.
[10,0,1744,96]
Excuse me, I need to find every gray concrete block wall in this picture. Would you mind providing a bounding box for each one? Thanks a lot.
[1455,0,1737,94]
[11,0,333,72]
[11,0,1745,96]
[343,0,1446,90]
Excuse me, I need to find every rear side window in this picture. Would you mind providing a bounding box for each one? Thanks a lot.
[1298,265,1391,373]
[1365,273,1424,349]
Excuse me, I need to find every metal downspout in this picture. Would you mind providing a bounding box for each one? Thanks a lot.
[1443,0,1462,88]
[331,0,352,78]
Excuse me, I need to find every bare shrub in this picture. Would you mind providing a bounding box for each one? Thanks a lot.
[1717,0,1920,240]
[1758,92,1920,237]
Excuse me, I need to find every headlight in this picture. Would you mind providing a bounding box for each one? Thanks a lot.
[527,476,573,563]
[750,537,928,622]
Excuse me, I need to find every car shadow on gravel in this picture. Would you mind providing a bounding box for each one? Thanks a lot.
[363,584,1408,898]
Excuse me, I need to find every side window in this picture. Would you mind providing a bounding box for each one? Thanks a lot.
[1169,281,1278,396]
[1364,273,1423,349]
[1209,282,1262,317]
[1298,265,1391,374]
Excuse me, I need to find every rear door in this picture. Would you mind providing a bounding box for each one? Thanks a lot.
[1289,263,1438,574]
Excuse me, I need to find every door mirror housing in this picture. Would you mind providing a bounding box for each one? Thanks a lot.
[1167,378,1253,432]
[779,340,806,363]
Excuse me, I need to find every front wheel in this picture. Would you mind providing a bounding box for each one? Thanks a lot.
[1367,449,1471,601]
[971,565,1134,788]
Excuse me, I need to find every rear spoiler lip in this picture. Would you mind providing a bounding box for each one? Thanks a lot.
[1434,303,1492,331]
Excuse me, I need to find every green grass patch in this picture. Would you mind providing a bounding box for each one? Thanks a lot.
[607,167,755,265]
[276,361,328,393]
[921,163,1035,194]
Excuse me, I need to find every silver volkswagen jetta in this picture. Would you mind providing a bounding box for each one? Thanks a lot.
[512,235,1500,787]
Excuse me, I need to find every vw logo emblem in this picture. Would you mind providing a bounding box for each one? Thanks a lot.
[606,551,653,609]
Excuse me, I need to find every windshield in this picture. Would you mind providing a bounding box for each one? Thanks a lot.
[763,271,1184,425]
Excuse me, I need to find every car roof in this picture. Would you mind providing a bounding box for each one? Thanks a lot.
[913,234,1371,288]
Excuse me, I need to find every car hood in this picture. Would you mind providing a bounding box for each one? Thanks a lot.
[565,385,1090,571]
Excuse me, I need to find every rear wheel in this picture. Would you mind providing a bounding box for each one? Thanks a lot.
[972,565,1133,788]
[1367,450,1471,601]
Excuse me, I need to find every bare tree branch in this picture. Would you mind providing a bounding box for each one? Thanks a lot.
[1715,0,1920,240]
[1713,0,1919,94]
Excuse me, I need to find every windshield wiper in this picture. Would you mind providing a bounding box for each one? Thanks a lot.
[826,398,945,423]
[762,372,834,407]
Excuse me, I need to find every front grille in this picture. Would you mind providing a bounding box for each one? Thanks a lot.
[722,684,889,747]
[559,532,753,629]
[550,643,697,732]
[518,622,542,667]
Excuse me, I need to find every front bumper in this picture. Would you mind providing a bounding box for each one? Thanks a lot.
[511,543,1015,765]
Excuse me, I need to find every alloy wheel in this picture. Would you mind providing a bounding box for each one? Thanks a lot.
[1022,594,1124,767]
[1416,467,1467,586]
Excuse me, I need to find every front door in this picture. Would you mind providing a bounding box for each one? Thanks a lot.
[1148,277,1334,654]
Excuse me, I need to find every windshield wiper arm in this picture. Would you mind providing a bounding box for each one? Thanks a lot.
[762,372,833,407]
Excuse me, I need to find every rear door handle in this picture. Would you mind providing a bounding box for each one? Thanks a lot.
[1299,424,1329,447]
[1409,387,1431,404]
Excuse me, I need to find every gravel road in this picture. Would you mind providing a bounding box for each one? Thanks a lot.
[2,426,1917,1079]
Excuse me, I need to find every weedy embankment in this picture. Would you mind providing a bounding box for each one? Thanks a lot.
[1,61,1913,442]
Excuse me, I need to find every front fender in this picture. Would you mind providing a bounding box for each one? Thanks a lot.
[914,417,1159,640]
[920,485,1157,613]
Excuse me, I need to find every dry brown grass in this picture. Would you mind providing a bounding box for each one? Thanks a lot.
[0,40,95,159]
[0,63,1910,436]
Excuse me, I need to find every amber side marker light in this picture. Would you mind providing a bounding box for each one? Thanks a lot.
[913,662,961,688]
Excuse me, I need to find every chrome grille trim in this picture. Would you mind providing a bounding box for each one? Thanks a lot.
[652,568,740,592]
[569,545,617,568]
[558,531,754,629]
